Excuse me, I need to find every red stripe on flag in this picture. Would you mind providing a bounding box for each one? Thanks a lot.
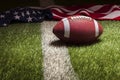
[50,4,120,20]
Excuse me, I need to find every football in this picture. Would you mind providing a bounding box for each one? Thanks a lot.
[53,15,103,44]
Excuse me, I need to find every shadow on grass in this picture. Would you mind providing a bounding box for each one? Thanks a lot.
[50,39,102,47]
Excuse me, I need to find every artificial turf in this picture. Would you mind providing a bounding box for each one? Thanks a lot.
[68,21,120,80]
[0,23,43,80]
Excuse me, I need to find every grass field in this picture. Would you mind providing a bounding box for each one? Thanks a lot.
[0,21,120,80]
[68,21,120,80]
[0,23,43,80]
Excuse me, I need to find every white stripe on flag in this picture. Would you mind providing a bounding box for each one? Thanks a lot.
[102,5,120,14]
[52,8,64,13]
[88,5,104,12]
[100,10,120,19]
[52,13,64,19]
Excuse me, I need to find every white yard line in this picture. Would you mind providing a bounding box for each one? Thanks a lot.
[41,21,78,80]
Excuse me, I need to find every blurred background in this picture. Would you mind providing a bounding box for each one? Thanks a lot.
[54,0,120,5]
[0,0,39,11]
[0,0,120,11]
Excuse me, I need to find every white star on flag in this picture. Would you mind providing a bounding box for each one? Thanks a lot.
[14,15,20,20]
[37,11,41,14]
[0,15,5,18]
[27,16,32,22]
[32,11,36,14]
[3,23,7,26]
[14,11,18,15]
[26,11,30,15]
[21,12,25,17]
[39,17,42,19]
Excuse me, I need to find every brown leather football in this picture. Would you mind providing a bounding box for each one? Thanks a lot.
[53,15,103,43]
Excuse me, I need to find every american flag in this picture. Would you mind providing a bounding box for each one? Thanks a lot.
[0,7,53,27]
[50,4,120,20]
[0,4,120,27]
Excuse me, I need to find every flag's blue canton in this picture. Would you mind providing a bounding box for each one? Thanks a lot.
[0,7,53,27]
